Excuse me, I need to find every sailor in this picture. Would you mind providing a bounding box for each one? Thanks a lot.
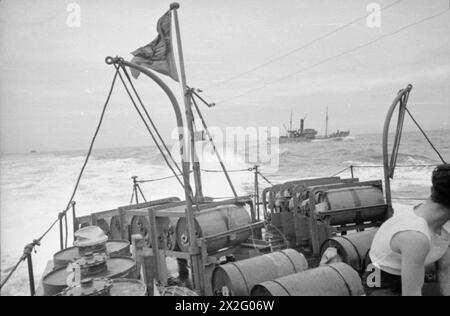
[366,164,450,296]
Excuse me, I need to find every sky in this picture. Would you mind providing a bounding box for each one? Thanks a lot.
[0,0,449,153]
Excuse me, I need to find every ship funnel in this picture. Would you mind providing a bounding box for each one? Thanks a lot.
[300,119,304,133]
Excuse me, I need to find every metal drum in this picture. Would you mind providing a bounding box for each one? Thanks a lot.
[250,263,364,296]
[320,229,378,274]
[42,266,72,296]
[110,215,131,240]
[42,256,137,296]
[176,205,252,253]
[59,278,113,296]
[130,215,178,250]
[99,256,137,280]
[53,240,131,269]
[106,240,131,257]
[212,249,308,296]
[110,279,147,296]
[316,186,386,225]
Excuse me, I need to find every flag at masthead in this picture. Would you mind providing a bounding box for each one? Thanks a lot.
[130,10,179,81]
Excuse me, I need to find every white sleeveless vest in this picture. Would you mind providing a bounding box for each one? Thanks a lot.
[370,209,450,276]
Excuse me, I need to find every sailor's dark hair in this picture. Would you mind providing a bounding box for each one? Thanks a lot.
[430,164,450,209]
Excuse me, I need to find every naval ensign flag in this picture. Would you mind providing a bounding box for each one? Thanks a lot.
[130,10,179,81]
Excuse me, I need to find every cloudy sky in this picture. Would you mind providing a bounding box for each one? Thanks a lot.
[0,0,449,153]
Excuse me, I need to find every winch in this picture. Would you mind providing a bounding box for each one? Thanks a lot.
[262,177,388,257]
[58,277,148,296]
[53,240,130,269]
[110,279,147,296]
[75,252,108,278]
[42,225,137,296]
[59,278,113,296]
[42,255,137,296]
[130,215,178,250]
[73,226,109,256]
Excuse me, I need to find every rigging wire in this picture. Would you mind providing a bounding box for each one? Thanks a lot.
[257,171,274,186]
[190,94,238,197]
[217,8,450,104]
[330,164,439,177]
[36,68,120,244]
[120,65,184,176]
[137,171,192,183]
[113,64,187,192]
[209,0,404,89]
[201,168,252,173]
[404,107,447,164]
[0,253,26,291]
[137,168,251,183]
[330,166,351,177]
[0,68,120,291]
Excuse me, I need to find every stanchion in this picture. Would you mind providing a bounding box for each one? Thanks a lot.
[72,201,77,238]
[58,213,64,251]
[24,244,35,296]
[254,165,260,221]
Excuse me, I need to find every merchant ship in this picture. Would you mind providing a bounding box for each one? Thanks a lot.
[279,111,318,143]
[314,107,350,141]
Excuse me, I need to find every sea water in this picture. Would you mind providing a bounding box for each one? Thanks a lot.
[1,130,449,295]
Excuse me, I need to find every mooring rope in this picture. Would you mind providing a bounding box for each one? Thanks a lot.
[0,68,120,292]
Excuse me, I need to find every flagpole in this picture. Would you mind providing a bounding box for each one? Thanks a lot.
[170,2,203,202]
[170,2,205,294]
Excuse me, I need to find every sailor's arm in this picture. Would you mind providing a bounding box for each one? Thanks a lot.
[392,231,429,296]
[437,247,450,296]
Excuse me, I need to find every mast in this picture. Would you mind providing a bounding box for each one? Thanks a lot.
[170,2,204,293]
[325,106,329,137]
[171,3,203,201]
